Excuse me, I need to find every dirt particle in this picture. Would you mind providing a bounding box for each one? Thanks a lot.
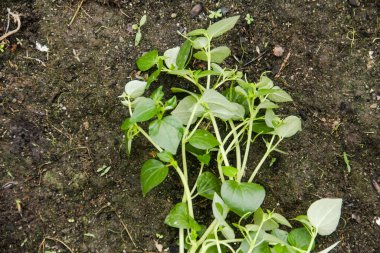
[43,171,64,192]
[273,45,285,57]
[190,3,203,18]
[348,0,360,7]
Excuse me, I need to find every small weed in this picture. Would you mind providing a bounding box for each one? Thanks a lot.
[208,9,222,19]
[343,152,351,173]
[245,13,254,25]
[97,165,111,176]
[132,14,147,46]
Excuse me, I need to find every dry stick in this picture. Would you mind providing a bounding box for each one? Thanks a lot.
[275,51,291,78]
[115,212,138,248]
[68,0,85,26]
[0,9,21,41]
[38,237,74,253]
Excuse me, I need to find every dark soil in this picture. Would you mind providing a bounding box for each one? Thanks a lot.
[0,0,379,252]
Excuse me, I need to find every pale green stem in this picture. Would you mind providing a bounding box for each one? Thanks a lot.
[247,135,283,183]
[228,120,242,171]
[238,104,258,182]
[306,230,318,253]
[190,163,204,196]
[173,164,193,217]
[206,38,212,89]
[188,219,219,253]
[137,126,163,152]
[248,217,266,253]
[179,228,185,253]
[209,113,229,167]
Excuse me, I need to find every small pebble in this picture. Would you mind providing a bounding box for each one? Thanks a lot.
[348,0,360,7]
[190,3,203,18]
[171,13,177,18]
[273,45,285,57]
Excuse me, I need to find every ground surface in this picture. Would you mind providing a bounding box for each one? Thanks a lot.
[0,0,379,252]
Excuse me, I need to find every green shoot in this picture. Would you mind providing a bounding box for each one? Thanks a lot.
[208,9,222,19]
[245,13,253,25]
[132,14,147,46]
[343,152,351,173]
[97,165,111,176]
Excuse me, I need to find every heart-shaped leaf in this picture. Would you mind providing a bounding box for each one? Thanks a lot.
[275,116,302,138]
[196,172,221,200]
[124,80,147,98]
[189,129,219,150]
[141,159,168,196]
[164,202,201,231]
[149,116,183,154]
[307,198,342,236]
[131,98,158,122]
[288,228,314,250]
[221,181,265,217]
[136,50,158,71]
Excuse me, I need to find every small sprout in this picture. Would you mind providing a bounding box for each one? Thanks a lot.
[67,218,75,223]
[209,9,222,19]
[84,233,96,238]
[269,157,277,167]
[0,43,5,53]
[15,199,22,215]
[132,14,147,46]
[245,13,253,25]
[155,233,164,239]
[343,152,351,173]
[20,238,28,247]
[97,165,111,176]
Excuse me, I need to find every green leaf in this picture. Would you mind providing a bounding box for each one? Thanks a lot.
[135,31,142,46]
[164,202,201,231]
[265,109,281,128]
[164,47,180,69]
[254,208,279,231]
[193,46,231,63]
[212,193,228,225]
[210,46,231,63]
[157,151,173,163]
[187,29,207,36]
[164,96,177,110]
[171,95,203,125]
[221,180,265,217]
[141,159,168,196]
[275,116,302,138]
[130,98,158,122]
[196,172,221,200]
[258,100,279,109]
[268,87,293,102]
[189,129,219,150]
[150,86,164,101]
[196,153,211,165]
[272,213,292,228]
[222,166,238,178]
[192,37,208,49]
[139,14,147,26]
[256,76,274,89]
[252,121,274,134]
[136,50,158,71]
[124,80,147,98]
[317,241,340,253]
[149,116,183,154]
[147,68,161,87]
[307,198,342,236]
[293,215,313,231]
[206,15,240,38]
[271,228,289,243]
[176,40,192,69]
[287,228,314,250]
[202,89,245,121]
[121,118,133,131]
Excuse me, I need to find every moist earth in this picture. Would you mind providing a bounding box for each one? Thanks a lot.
[0,0,379,252]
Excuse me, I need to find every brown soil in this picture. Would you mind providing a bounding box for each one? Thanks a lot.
[0,0,379,252]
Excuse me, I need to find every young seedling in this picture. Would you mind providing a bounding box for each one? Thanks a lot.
[132,14,147,46]
[97,165,111,176]
[209,9,223,19]
[343,152,351,173]
[121,16,342,253]
[245,13,253,25]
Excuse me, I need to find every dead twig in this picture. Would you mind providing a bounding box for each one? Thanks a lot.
[275,51,291,78]
[38,236,73,253]
[114,211,137,248]
[68,0,85,26]
[0,9,21,41]
[372,179,380,196]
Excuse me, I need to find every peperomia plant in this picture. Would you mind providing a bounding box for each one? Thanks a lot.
[120,16,342,253]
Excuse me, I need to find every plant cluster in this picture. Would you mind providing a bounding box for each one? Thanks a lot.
[120,16,342,253]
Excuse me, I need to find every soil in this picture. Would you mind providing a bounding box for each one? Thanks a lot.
[0,0,379,252]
